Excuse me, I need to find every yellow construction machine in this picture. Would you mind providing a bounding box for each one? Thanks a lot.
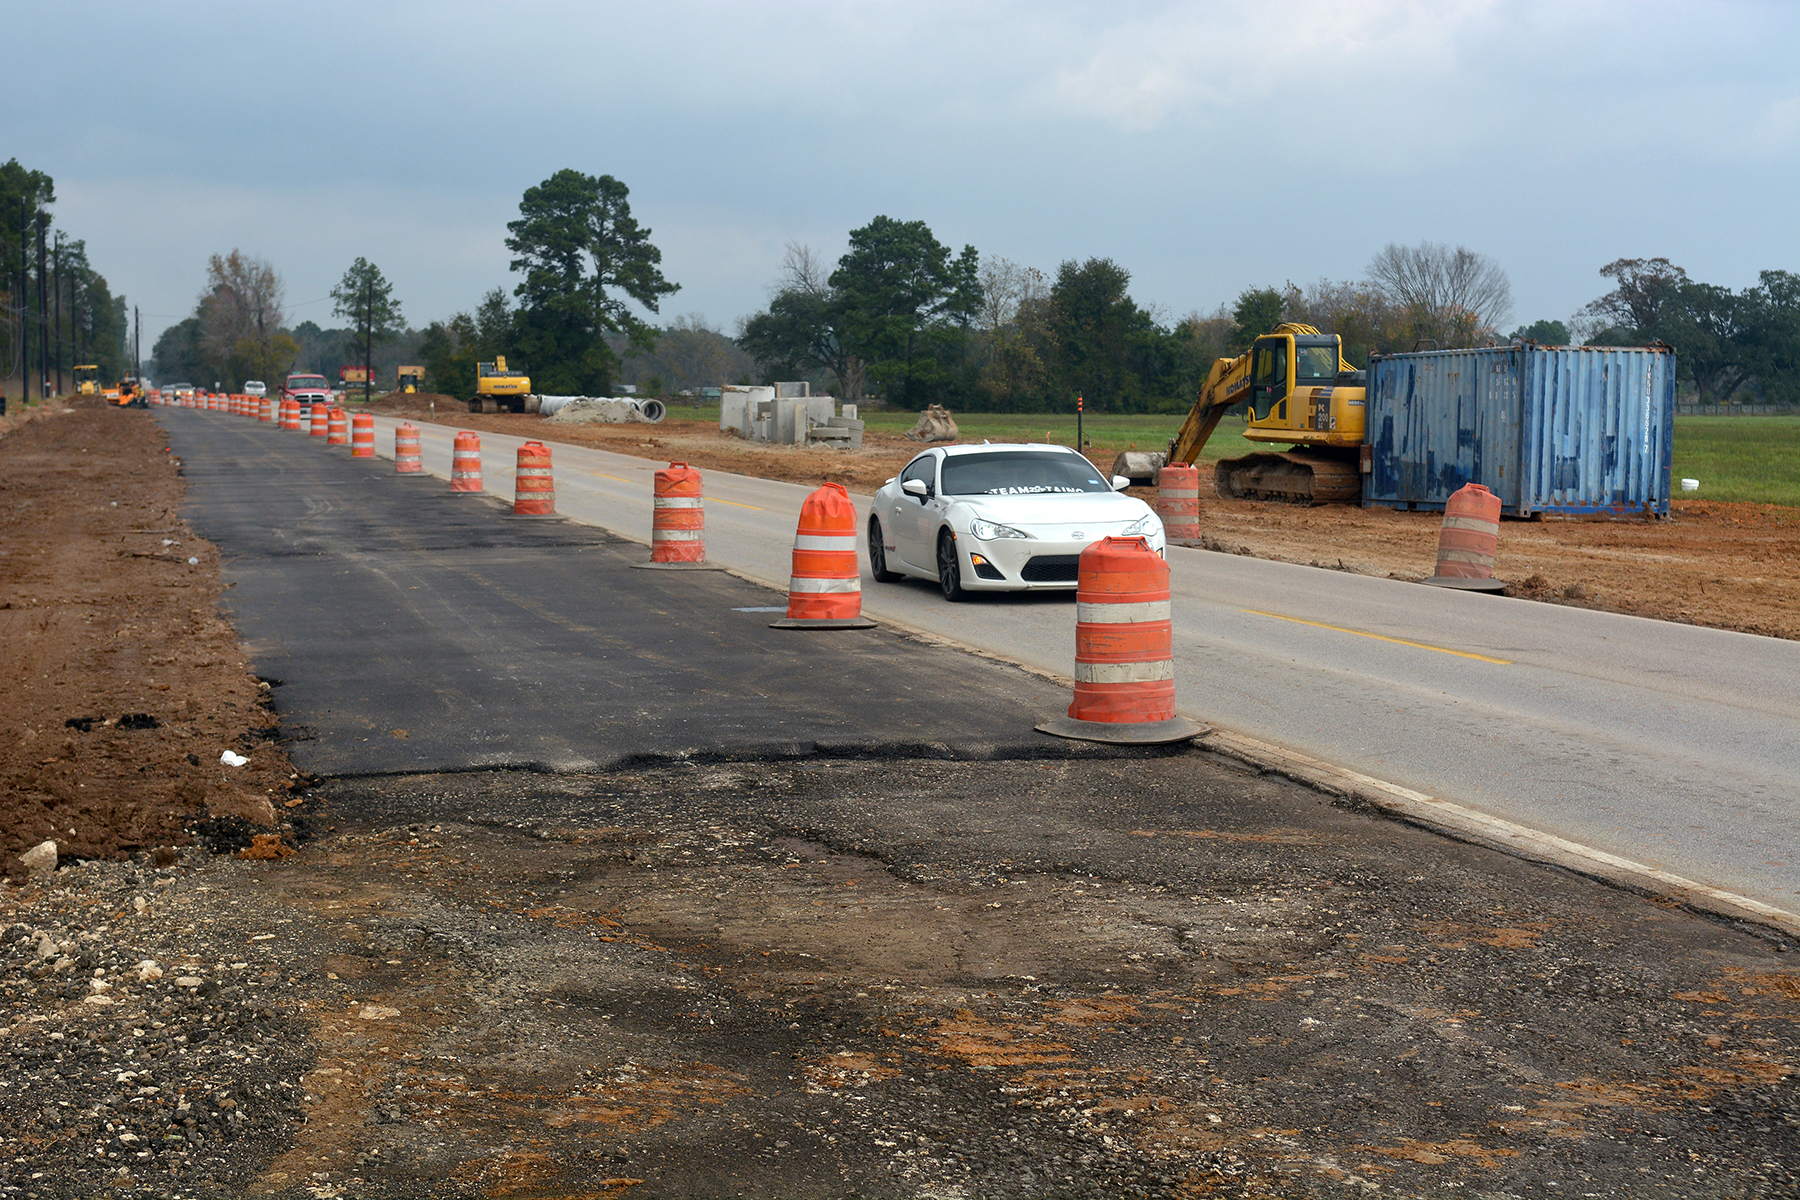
[1167,323,1366,504]
[471,356,535,413]
[74,365,102,396]
[396,365,423,394]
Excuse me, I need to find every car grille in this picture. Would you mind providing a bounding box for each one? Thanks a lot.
[1021,554,1081,582]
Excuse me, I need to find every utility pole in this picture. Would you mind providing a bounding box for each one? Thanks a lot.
[19,198,30,404]
[134,306,141,383]
[52,233,62,395]
[364,275,373,405]
[36,214,48,399]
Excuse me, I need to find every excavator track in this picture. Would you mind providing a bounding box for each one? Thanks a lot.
[1214,451,1361,505]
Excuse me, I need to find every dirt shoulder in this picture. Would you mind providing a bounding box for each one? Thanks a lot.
[366,394,1800,641]
[0,399,294,875]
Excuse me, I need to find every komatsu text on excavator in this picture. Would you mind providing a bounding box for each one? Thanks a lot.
[1167,323,1366,504]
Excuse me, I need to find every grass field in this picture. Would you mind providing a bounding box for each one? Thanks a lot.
[1671,415,1800,507]
[663,405,1799,506]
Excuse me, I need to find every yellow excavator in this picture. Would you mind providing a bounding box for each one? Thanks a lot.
[1167,323,1366,504]
[471,356,536,413]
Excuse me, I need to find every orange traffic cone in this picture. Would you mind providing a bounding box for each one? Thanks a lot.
[1036,535,1207,744]
[1424,483,1505,592]
[393,422,422,474]
[508,441,559,517]
[634,461,723,570]
[450,432,482,493]
[769,482,876,629]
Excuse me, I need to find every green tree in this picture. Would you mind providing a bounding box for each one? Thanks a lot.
[829,216,981,405]
[504,169,677,396]
[332,258,404,397]
[419,287,514,396]
[2,159,56,398]
[1229,287,1284,354]
[1509,318,1571,345]
[1047,257,1162,412]
[1740,271,1800,404]
[204,250,292,385]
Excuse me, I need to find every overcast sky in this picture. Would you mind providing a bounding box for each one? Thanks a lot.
[15,1,1800,350]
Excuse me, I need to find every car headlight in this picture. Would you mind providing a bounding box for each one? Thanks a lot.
[1120,513,1159,537]
[969,517,1031,540]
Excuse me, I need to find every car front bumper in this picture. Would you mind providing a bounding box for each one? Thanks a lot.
[951,529,1167,591]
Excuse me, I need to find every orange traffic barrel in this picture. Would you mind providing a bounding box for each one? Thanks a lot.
[258,397,275,423]
[1156,462,1201,541]
[511,440,556,515]
[309,403,329,437]
[652,462,704,562]
[770,481,876,629]
[350,412,375,457]
[1036,535,1206,744]
[450,431,482,492]
[394,422,422,473]
[280,399,300,430]
[327,407,349,445]
[634,462,723,571]
[1424,483,1505,591]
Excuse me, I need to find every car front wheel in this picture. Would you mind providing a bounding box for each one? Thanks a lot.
[868,517,901,583]
[936,530,965,602]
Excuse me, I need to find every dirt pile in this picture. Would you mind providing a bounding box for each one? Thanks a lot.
[0,400,295,877]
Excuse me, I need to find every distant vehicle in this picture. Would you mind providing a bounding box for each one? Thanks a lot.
[172,383,196,404]
[396,365,423,394]
[243,380,267,397]
[868,443,1164,601]
[472,357,537,413]
[281,373,332,412]
[74,365,102,396]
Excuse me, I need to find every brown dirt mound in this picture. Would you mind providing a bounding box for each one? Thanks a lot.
[0,399,294,878]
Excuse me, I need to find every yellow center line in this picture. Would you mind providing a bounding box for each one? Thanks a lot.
[589,473,635,483]
[709,497,764,511]
[1241,609,1512,664]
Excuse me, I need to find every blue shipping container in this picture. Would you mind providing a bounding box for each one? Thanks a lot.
[1364,344,1675,517]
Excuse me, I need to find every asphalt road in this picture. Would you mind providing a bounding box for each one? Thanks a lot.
[340,412,1800,923]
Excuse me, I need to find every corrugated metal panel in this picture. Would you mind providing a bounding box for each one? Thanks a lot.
[1364,345,1674,517]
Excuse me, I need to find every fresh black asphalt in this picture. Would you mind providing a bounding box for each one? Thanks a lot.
[162,409,1101,777]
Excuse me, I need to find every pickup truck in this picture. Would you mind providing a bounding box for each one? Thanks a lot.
[281,373,333,414]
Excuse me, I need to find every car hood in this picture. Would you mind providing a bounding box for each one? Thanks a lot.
[953,491,1152,530]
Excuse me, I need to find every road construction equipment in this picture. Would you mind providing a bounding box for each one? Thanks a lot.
[472,357,539,413]
[111,378,146,408]
[1166,324,1366,504]
[396,365,423,393]
[74,365,101,396]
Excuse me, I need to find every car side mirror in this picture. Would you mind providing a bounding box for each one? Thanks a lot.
[902,479,929,499]
[1111,475,1131,491]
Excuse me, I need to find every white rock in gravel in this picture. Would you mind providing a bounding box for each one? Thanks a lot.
[175,976,204,988]
[358,1005,401,1021]
[135,960,163,982]
[18,840,58,878]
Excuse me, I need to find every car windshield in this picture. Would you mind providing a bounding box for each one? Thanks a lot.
[288,376,328,389]
[940,450,1111,496]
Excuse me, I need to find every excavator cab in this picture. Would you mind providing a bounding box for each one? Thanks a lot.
[1247,339,1288,421]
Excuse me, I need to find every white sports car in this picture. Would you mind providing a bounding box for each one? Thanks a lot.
[867,443,1166,601]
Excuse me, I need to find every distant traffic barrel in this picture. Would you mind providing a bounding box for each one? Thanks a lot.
[394,422,422,473]
[309,403,329,437]
[512,440,556,515]
[1424,483,1504,591]
[769,482,875,629]
[280,399,300,430]
[1156,463,1201,541]
[350,412,376,457]
[651,461,705,563]
[327,406,349,446]
[450,431,482,492]
[259,397,275,423]
[1036,535,1205,745]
